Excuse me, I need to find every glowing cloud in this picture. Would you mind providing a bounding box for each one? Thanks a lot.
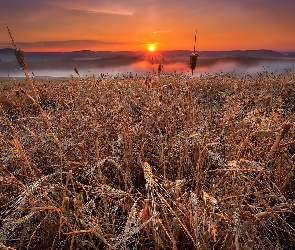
[68,7,134,16]
[151,30,172,34]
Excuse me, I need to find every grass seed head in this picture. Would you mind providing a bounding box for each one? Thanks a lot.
[15,49,27,70]
[190,53,198,75]
[142,162,154,186]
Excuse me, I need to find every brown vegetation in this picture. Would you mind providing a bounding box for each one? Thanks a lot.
[0,70,295,249]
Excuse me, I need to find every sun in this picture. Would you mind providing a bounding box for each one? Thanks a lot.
[148,44,156,52]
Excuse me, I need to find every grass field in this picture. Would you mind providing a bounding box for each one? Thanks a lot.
[0,70,295,249]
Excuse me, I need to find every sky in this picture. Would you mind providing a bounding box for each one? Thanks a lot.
[0,0,295,52]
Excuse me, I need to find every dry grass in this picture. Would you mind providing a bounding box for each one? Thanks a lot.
[0,69,295,249]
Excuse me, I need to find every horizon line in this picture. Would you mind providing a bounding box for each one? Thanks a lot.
[1,48,295,53]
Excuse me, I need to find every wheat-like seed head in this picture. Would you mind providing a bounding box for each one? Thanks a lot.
[190,53,198,74]
[142,162,154,186]
[94,184,129,198]
[190,29,198,75]
[15,49,27,70]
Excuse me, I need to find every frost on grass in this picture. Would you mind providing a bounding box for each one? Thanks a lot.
[0,71,295,249]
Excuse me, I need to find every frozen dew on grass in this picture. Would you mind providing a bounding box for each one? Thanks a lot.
[0,50,295,249]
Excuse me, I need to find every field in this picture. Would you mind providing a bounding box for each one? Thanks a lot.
[0,70,295,249]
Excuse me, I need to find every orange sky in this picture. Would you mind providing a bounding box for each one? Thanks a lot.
[1,0,295,52]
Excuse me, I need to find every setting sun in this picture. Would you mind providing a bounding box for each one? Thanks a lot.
[148,45,156,52]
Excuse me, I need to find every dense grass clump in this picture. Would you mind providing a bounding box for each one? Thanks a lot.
[0,71,295,249]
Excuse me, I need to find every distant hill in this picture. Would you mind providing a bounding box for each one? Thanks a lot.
[199,49,285,58]
[1,48,294,63]
[0,48,142,62]
[162,49,295,59]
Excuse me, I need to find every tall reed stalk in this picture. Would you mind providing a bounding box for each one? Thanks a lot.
[7,26,51,131]
[190,30,198,75]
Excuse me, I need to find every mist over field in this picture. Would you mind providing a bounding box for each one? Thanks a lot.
[1,48,295,77]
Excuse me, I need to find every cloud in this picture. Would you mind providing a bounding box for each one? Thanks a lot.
[51,1,135,16]
[68,7,134,16]
[0,39,145,51]
[151,30,172,34]
[19,40,124,47]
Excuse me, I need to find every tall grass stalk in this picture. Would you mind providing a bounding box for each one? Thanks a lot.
[190,30,198,75]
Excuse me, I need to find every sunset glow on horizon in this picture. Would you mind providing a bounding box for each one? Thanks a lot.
[1,0,295,52]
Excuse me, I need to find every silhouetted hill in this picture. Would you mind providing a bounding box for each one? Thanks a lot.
[199,49,285,58]
[1,48,294,63]
[163,49,294,59]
